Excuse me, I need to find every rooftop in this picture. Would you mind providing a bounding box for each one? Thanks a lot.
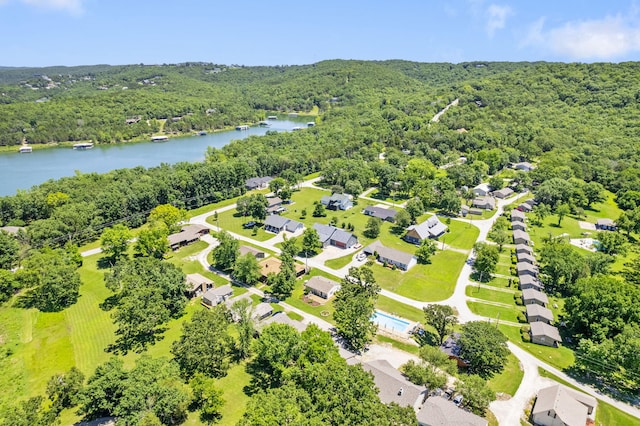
[305,276,341,294]
[363,359,425,408]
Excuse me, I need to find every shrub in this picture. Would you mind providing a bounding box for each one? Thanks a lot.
[517,312,527,323]
[521,333,531,343]
[515,297,524,306]
[509,266,516,276]
[520,325,530,334]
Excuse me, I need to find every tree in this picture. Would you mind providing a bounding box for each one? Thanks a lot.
[596,231,627,256]
[149,204,186,233]
[171,306,234,378]
[415,238,437,264]
[616,207,640,235]
[280,234,299,259]
[0,396,59,426]
[455,374,496,416]
[239,384,319,426]
[488,175,504,191]
[405,197,423,222]
[0,230,19,270]
[233,253,261,285]
[0,269,19,303]
[583,181,605,207]
[535,178,574,208]
[539,240,585,294]
[100,224,132,261]
[312,201,326,217]
[231,298,254,359]
[488,227,509,251]
[78,357,129,420]
[439,190,461,216]
[401,345,457,391]
[212,231,239,271]
[46,367,85,411]
[344,180,363,199]
[301,227,322,257]
[394,209,411,229]
[473,242,499,280]
[532,203,551,226]
[20,248,81,312]
[333,266,379,351]
[423,304,458,345]
[268,177,287,195]
[555,203,571,226]
[458,321,509,378]
[271,251,297,298]
[364,216,382,238]
[248,194,268,222]
[189,373,224,423]
[134,225,169,259]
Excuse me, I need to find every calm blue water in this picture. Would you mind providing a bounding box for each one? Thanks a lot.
[0,118,306,196]
[371,311,411,332]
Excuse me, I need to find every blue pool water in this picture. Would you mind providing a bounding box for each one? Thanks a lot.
[371,311,411,332]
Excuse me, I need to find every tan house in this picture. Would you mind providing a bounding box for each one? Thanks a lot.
[168,224,210,250]
[526,304,554,325]
[530,322,562,347]
[532,384,596,426]
[185,273,213,298]
[522,288,548,307]
[239,245,266,259]
[304,276,341,299]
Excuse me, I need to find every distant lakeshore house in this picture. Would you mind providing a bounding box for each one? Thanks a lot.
[185,273,213,298]
[304,276,341,300]
[363,205,398,222]
[472,183,491,197]
[595,218,617,231]
[472,196,496,210]
[313,223,358,249]
[532,384,596,426]
[167,224,210,250]
[245,176,273,190]
[404,216,448,244]
[493,187,514,199]
[363,240,417,271]
[320,193,353,211]
[202,285,233,307]
[529,322,562,347]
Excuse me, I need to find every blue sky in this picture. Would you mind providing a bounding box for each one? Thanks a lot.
[1,0,639,66]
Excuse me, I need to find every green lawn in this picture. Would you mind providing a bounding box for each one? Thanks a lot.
[537,368,640,426]
[282,269,338,324]
[374,335,420,356]
[443,219,479,251]
[466,286,519,305]
[376,295,425,323]
[487,353,524,397]
[467,301,523,324]
[373,250,466,301]
[499,325,575,370]
[475,276,515,289]
[215,362,252,426]
[324,251,356,270]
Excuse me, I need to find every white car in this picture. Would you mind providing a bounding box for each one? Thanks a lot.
[356,252,367,261]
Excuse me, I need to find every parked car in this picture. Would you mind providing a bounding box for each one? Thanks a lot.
[243,221,257,229]
[356,252,367,261]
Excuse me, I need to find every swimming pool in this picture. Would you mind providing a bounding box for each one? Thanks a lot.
[371,311,411,332]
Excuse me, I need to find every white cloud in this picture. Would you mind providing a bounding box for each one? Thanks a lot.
[523,14,640,60]
[486,4,512,37]
[0,0,85,14]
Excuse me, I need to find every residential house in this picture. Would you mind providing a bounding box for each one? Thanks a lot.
[202,285,233,307]
[258,258,306,282]
[245,176,273,190]
[417,396,488,426]
[363,240,417,271]
[512,221,527,232]
[363,359,427,410]
[259,311,307,333]
[517,251,536,265]
[472,196,496,210]
[263,216,303,234]
[266,196,285,215]
[185,273,213,298]
[522,288,548,307]
[252,303,273,321]
[513,161,535,172]
[529,322,562,347]
[320,193,353,210]
[513,229,531,245]
[516,262,538,277]
[596,218,617,231]
[472,183,491,197]
[519,274,543,291]
[493,187,514,199]
[312,223,358,249]
[439,333,469,367]
[511,209,525,222]
[517,202,533,213]
[238,245,266,259]
[515,244,533,256]
[526,304,554,324]
[404,216,448,243]
[304,276,341,299]
[167,224,210,250]
[532,384,596,426]
[469,207,484,216]
[363,205,398,222]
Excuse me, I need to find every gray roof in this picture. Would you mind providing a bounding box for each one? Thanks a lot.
[516,251,536,264]
[364,206,398,220]
[207,284,233,297]
[511,209,525,221]
[363,359,425,408]
[473,183,491,193]
[331,228,355,244]
[245,176,273,188]
[305,276,341,295]
[417,396,488,426]
[252,302,273,319]
[516,262,537,274]
[264,214,289,229]
[167,224,208,246]
[185,273,213,292]
[266,197,282,207]
[532,385,594,426]
[511,221,526,231]
[526,304,554,322]
[472,196,495,209]
[597,218,615,226]
[522,288,548,305]
[260,311,307,332]
[364,240,415,266]
[530,322,562,342]
[515,244,533,254]
[313,223,335,243]
[493,187,514,198]
[285,219,303,232]
[513,229,530,242]
[439,333,463,359]
[239,245,264,257]
[514,161,534,170]
[519,274,542,289]
[407,216,448,239]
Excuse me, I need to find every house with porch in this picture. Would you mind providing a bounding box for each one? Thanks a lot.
[264,215,303,234]
[304,276,341,300]
[404,216,448,243]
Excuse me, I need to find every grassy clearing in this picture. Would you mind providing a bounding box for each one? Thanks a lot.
[487,353,523,396]
[373,250,466,302]
[373,335,420,356]
[215,363,252,425]
[376,295,425,323]
[466,286,519,305]
[444,219,479,251]
[324,251,355,269]
[537,368,640,426]
[499,325,575,370]
[467,301,523,324]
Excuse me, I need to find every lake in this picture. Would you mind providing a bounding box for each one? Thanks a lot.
[0,118,307,196]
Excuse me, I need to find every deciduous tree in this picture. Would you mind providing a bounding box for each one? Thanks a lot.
[233,253,261,285]
[423,304,458,345]
[100,224,132,261]
[458,321,509,378]
[212,231,239,271]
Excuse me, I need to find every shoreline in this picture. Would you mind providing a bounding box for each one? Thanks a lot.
[0,112,317,155]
